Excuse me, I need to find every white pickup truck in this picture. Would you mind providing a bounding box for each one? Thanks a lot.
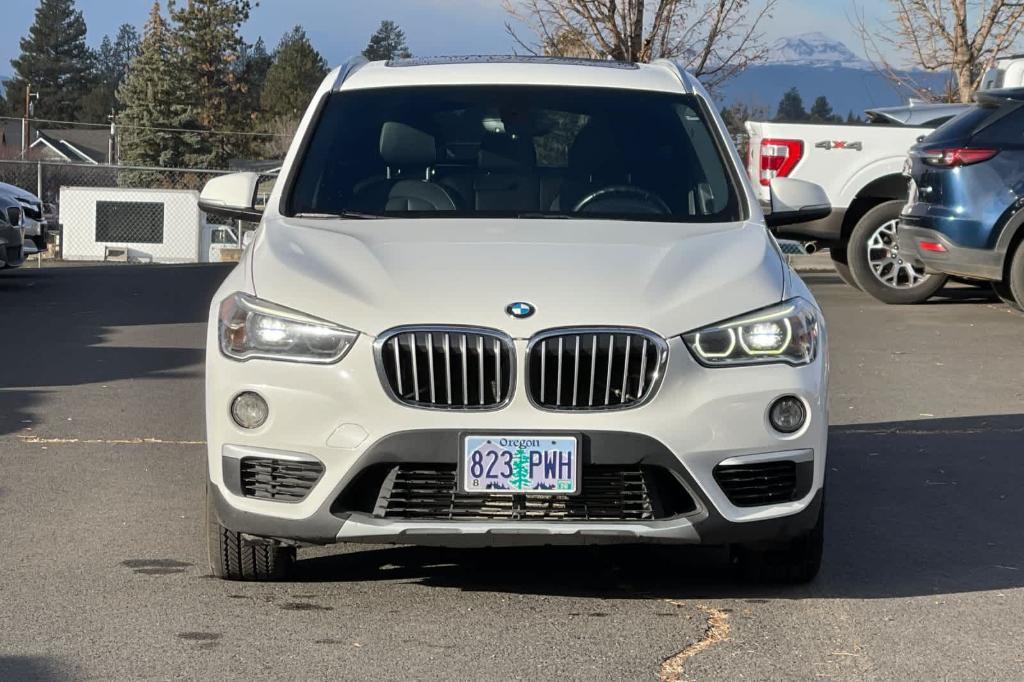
[746,54,1024,303]
[746,107,958,303]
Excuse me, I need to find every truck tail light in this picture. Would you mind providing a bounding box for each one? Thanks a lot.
[758,138,804,186]
[918,147,999,167]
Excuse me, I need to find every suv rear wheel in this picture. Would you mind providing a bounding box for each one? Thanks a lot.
[207,486,295,581]
[1006,243,1024,311]
[847,201,947,304]
[992,279,1021,310]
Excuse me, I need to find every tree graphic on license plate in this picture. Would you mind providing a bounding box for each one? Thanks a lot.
[509,448,530,490]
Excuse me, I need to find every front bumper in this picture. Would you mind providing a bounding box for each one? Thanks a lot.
[0,225,24,268]
[207,316,829,548]
[898,224,1003,280]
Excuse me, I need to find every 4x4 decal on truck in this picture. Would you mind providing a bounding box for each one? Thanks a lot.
[815,140,863,151]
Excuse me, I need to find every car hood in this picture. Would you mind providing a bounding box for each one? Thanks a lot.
[250,217,786,338]
[0,182,39,203]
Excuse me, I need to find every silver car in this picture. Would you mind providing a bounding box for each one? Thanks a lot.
[0,194,25,269]
[0,182,47,255]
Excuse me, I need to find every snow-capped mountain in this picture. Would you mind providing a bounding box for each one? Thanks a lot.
[767,32,873,70]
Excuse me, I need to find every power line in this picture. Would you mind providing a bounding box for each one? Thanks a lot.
[0,115,289,138]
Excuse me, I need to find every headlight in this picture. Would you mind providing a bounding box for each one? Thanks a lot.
[219,292,358,363]
[682,298,819,367]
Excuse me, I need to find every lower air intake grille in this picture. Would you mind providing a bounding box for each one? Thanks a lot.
[371,464,694,520]
[240,457,324,502]
[713,460,798,507]
[527,329,667,410]
[378,327,514,409]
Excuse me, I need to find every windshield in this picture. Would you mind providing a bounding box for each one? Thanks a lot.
[286,86,742,222]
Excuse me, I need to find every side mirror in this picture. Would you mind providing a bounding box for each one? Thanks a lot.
[764,177,831,229]
[199,172,263,221]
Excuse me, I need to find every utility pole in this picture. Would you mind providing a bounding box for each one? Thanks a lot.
[22,84,38,158]
[107,110,117,165]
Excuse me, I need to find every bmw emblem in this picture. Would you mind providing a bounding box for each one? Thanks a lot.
[506,302,535,319]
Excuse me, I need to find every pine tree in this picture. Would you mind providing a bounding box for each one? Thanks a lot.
[5,0,94,121]
[80,24,141,121]
[234,37,272,124]
[774,87,808,123]
[846,110,862,124]
[168,0,254,167]
[117,1,203,175]
[809,95,838,123]
[261,27,328,122]
[362,20,412,62]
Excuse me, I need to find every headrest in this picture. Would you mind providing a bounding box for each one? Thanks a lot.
[380,122,437,166]
[478,133,536,171]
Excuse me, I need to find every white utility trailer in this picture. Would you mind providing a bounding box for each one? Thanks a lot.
[58,186,243,263]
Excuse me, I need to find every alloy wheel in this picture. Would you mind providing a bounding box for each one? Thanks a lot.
[866,219,929,289]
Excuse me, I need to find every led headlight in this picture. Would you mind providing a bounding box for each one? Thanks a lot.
[219,292,358,363]
[683,298,819,367]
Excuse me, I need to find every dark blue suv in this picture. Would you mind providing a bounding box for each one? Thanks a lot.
[900,89,1024,308]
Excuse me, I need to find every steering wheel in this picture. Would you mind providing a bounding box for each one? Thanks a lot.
[572,185,671,214]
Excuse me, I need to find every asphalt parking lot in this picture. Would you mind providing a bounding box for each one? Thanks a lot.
[1,264,1022,680]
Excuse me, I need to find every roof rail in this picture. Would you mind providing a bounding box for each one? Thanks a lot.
[650,59,695,93]
[332,56,369,90]
[977,87,1024,106]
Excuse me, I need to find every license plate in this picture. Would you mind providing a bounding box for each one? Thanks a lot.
[461,435,578,494]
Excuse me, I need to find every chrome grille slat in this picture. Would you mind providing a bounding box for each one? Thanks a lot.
[540,340,547,403]
[444,333,452,405]
[588,335,597,407]
[461,334,468,407]
[528,328,666,412]
[620,336,631,404]
[409,333,419,402]
[426,333,436,403]
[378,327,513,410]
[637,338,649,396]
[556,337,564,405]
[572,335,580,407]
[604,334,614,406]
[477,335,484,406]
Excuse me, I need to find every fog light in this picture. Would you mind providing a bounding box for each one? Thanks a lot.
[231,391,268,429]
[769,396,805,433]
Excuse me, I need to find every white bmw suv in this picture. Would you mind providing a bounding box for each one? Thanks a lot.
[199,56,831,583]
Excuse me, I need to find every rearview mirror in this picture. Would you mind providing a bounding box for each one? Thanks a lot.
[199,172,263,221]
[764,178,831,229]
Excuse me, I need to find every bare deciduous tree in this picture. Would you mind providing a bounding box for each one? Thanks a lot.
[502,0,776,90]
[857,0,1024,103]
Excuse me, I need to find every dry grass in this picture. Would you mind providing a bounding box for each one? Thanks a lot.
[659,603,731,682]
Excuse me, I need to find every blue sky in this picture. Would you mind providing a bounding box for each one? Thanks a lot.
[1,0,881,75]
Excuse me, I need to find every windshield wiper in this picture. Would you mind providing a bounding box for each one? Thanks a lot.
[294,211,380,220]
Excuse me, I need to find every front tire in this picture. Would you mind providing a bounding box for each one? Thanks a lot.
[847,200,947,304]
[829,243,861,290]
[207,485,295,581]
[731,496,824,584]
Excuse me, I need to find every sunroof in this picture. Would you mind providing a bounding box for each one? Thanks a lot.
[386,55,639,70]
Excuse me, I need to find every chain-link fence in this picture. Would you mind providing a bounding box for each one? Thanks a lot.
[0,159,259,264]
